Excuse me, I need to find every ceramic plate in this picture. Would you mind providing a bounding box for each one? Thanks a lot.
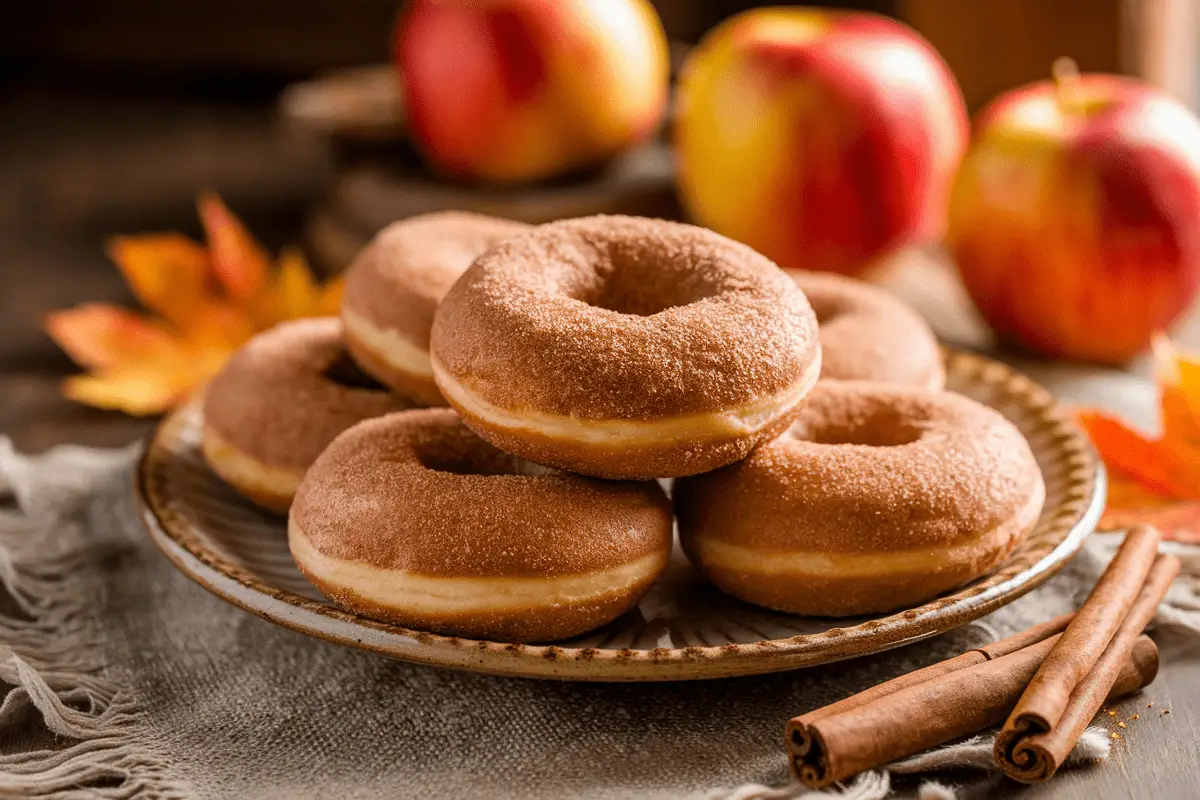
[136,349,1104,681]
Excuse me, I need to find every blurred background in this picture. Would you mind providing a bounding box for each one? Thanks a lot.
[1,0,1198,447]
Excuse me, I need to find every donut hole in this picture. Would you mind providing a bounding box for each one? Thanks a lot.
[415,451,521,477]
[567,241,726,317]
[808,294,856,326]
[410,437,551,478]
[322,350,388,391]
[794,405,925,447]
[806,422,923,447]
[583,284,685,317]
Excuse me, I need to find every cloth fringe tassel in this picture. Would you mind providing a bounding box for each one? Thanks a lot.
[0,440,191,799]
[708,727,1112,800]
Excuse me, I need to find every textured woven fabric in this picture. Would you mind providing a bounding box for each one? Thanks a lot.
[1,441,1197,800]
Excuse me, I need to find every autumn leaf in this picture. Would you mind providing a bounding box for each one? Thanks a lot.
[197,192,271,304]
[44,194,342,416]
[251,248,344,324]
[105,235,211,328]
[1077,334,1200,542]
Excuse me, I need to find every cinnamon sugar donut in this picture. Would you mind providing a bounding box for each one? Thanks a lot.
[675,382,1044,616]
[341,211,531,405]
[430,215,822,479]
[202,318,410,513]
[288,409,673,642]
[787,270,943,389]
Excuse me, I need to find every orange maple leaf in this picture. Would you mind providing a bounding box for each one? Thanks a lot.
[45,194,342,416]
[1076,334,1200,542]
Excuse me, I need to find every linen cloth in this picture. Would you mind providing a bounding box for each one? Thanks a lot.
[2,440,1198,800]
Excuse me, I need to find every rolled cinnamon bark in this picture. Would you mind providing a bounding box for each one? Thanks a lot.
[788,633,1159,788]
[994,552,1180,782]
[992,525,1160,746]
[801,613,1074,725]
[973,613,1076,659]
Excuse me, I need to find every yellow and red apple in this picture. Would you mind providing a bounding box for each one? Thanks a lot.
[674,9,968,276]
[395,0,669,183]
[949,72,1200,363]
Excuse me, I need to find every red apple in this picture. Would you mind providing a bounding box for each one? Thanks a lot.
[396,0,669,184]
[674,8,968,276]
[949,69,1200,363]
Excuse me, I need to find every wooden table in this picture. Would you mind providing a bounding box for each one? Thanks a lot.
[1,88,1197,799]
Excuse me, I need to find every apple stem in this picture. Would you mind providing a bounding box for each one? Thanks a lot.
[1052,57,1082,114]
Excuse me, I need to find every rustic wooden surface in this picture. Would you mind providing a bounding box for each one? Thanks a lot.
[1,90,1197,799]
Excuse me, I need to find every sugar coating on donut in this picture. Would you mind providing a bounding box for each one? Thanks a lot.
[342,211,531,351]
[786,270,944,389]
[681,382,1042,553]
[290,409,674,578]
[200,426,304,513]
[290,408,674,640]
[675,381,1045,615]
[430,215,820,422]
[202,318,410,473]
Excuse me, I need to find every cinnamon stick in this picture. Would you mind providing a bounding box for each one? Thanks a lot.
[788,633,1159,788]
[994,524,1160,738]
[801,613,1074,725]
[994,551,1180,781]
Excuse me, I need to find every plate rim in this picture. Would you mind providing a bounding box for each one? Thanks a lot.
[135,348,1105,681]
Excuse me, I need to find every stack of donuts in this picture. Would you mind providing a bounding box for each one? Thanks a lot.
[201,213,1044,643]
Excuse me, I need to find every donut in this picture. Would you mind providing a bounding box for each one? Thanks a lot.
[787,270,944,389]
[288,408,674,642]
[429,215,822,479]
[202,318,410,513]
[675,381,1045,616]
[341,211,531,405]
